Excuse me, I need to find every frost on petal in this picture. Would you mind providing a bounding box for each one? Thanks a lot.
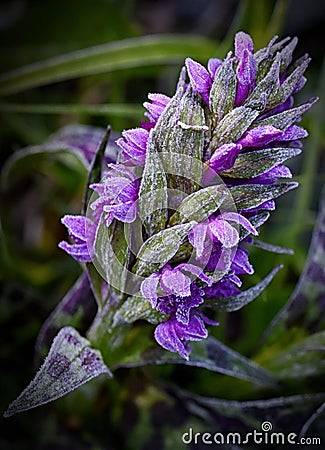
[105,199,137,223]
[122,128,149,148]
[175,288,204,325]
[209,143,242,173]
[160,267,192,298]
[208,57,222,78]
[237,125,284,147]
[231,246,254,275]
[251,164,292,184]
[143,93,170,123]
[235,49,257,105]
[61,215,93,243]
[205,276,241,299]
[154,319,190,360]
[59,215,96,262]
[189,223,209,258]
[90,164,138,226]
[178,313,208,341]
[235,31,254,59]
[178,263,212,286]
[141,274,160,307]
[237,49,257,86]
[222,212,258,236]
[185,57,212,105]
[276,124,308,142]
[58,241,92,263]
[116,127,149,165]
[242,199,275,214]
[209,217,239,248]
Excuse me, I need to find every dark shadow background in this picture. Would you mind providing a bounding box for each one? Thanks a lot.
[0,1,325,449]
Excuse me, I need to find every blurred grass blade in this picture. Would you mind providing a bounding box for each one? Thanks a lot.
[0,35,218,96]
[290,56,325,241]
[262,186,325,341]
[0,102,144,118]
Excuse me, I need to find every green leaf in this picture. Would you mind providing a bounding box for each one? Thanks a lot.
[265,330,325,380]
[264,187,325,338]
[205,265,282,311]
[221,147,301,179]
[35,274,96,362]
[209,53,236,123]
[210,107,259,149]
[138,131,168,237]
[256,97,318,130]
[173,388,325,434]
[154,80,206,194]
[169,184,228,226]
[229,182,298,211]
[1,124,117,189]
[94,220,131,297]
[83,125,111,214]
[115,336,277,388]
[249,239,294,254]
[268,55,310,107]
[0,35,217,96]
[133,222,196,278]
[4,326,111,417]
[246,54,280,109]
[113,293,166,326]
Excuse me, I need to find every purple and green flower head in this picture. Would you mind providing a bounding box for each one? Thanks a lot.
[59,31,316,360]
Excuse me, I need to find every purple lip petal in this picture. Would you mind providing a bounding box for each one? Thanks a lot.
[209,217,240,248]
[58,241,91,263]
[143,93,170,123]
[160,268,192,298]
[231,246,254,275]
[154,319,190,360]
[276,124,308,142]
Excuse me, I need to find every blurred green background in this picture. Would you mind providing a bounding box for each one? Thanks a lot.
[0,0,325,448]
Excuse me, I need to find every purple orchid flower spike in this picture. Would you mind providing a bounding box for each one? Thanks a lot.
[58,215,96,263]
[116,128,149,166]
[185,57,212,106]
[90,164,139,227]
